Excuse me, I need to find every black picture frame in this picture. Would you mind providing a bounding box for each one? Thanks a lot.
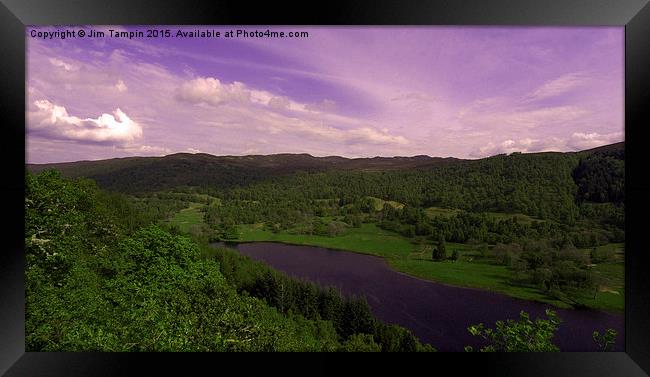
[1,0,649,375]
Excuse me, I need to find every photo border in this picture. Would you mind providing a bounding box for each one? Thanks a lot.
[1,0,648,375]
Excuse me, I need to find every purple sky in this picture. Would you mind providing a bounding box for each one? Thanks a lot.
[26,26,624,164]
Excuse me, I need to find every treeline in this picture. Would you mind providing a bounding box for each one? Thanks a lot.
[573,147,625,203]
[378,205,623,247]
[64,155,276,194]
[37,146,624,245]
[200,149,623,235]
[209,245,434,352]
[25,170,334,351]
[203,195,622,249]
[195,148,624,247]
[202,152,582,224]
[486,239,605,307]
[97,191,188,233]
[33,145,624,231]
[25,169,432,351]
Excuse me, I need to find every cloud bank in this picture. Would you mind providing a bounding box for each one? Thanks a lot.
[176,76,409,147]
[471,131,623,158]
[29,99,142,144]
[26,26,623,163]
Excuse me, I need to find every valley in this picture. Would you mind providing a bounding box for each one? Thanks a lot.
[25,142,625,351]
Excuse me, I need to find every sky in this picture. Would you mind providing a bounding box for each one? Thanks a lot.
[26,26,624,164]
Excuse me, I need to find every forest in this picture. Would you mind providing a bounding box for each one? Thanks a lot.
[25,142,624,351]
[25,170,434,351]
[199,145,622,311]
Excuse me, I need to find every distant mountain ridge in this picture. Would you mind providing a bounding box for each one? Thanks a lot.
[26,142,624,193]
[29,152,461,174]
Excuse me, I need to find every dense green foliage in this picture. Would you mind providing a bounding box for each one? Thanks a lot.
[30,145,624,250]
[465,310,617,352]
[25,143,624,351]
[191,148,625,311]
[202,152,581,226]
[465,310,561,352]
[196,147,623,250]
[593,328,618,351]
[485,239,599,305]
[234,221,623,312]
[432,235,447,261]
[573,147,624,203]
[29,153,457,193]
[25,170,431,351]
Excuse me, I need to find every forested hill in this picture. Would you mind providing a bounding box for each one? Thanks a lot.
[26,142,624,200]
[27,152,463,193]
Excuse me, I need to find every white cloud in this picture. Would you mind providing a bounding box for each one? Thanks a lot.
[471,132,623,158]
[220,109,409,146]
[527,72,588,101]
[391,92,438,103]
[177,76,315,115]
[29,99,143,144]
[115,79,128,92]
[508,106,589,128]
[459,104,589,130]
[304,99,337,113]
[48,58,76,71]
[176,77,251,106]
[568,132,623,150]
[471,137,566,158]
[264,95,291,110]
[176,76,409,147]
[345,127,408,145]
[116,144,171,155]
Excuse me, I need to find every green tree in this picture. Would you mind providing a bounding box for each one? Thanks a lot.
[438,235,447,259]
[25,171,348,352]
[327,221,346,237]
[432,235,447,261]
[338,334,381,352]
[465,309,561,352]
[223,224,239,239]
[593,329,617,351]
[479,243,489,258]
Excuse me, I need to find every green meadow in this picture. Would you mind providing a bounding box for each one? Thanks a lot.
[366,196,404,211]
[233,222,623,312]
[167,202,205,233]
[162,196,624,314]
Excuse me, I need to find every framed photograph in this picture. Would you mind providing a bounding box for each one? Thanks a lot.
[2,0,649,375]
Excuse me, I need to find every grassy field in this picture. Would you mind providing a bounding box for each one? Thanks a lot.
[424,207,462,218]
[367,196,404,211]
[234,222,623,312]
[590,262,624,312]
[484,211,538,224]
[167,202,205,233]
[584,243,625,311]
[238,222,414,258]
[164,198,623,313]
[194,193,221,206]
[423,207,541,225]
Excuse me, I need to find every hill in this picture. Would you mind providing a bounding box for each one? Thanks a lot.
[26,142,623,196]
[27,152,463,193]
[25,170,433,352]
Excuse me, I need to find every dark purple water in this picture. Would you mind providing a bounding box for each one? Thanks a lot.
[213,241,624,352]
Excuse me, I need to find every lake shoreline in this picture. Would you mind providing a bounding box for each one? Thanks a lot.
[212,241,624,351]
[213,238,623,315]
